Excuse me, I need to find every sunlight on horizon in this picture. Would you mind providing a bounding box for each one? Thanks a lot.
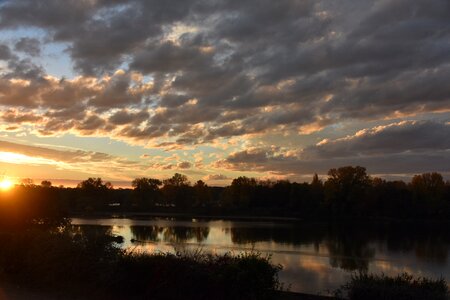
[0,151,56,166]
[0,178,14,191]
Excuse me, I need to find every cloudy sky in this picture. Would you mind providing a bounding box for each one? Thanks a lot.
[0,0,449,186]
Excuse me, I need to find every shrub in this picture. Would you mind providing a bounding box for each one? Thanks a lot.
[111,251,282,300]
[0,227,281,300]
[337,272,448,300]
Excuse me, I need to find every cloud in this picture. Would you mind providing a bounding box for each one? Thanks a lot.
[0,44,13,60]
[177,161,192,169]
[0,140,114,163]
[1,109,43,123]
[130,41,213,74]
[203,174,229,181]
[109,109,149,126]
[305,121,450,159]
[14,37,41,57]
[215,121,450,178]
[0,140,151,180]
[0,0,449,152]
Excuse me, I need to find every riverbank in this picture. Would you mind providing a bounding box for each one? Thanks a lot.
[278,291,337,300]
[0,285,336,300]
[70,211,303,222]
[0,280,338,300]
[70,211,450,225]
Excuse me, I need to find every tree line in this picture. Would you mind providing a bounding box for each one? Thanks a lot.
[1,166,449,224]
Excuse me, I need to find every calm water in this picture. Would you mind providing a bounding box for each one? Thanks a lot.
[71,217,450,295]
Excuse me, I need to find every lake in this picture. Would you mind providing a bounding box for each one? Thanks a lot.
[71,217,450,295]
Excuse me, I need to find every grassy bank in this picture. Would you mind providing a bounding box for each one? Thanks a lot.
[335,273,449,300]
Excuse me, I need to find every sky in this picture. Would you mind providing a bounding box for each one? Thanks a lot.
[0,0,449,187]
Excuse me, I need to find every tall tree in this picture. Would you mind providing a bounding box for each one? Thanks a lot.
[411,172,446,216]
[163,173,190,187]
[325,166,371,216]
[77,178,113,211]
[162,174,192,210]
[131,177,162,208]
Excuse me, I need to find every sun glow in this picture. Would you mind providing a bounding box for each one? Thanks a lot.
[0,151,57,166]
[0,178,14,191]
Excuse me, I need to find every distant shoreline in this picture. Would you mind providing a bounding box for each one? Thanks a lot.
[69,211,450,224]
[70,211,303,222]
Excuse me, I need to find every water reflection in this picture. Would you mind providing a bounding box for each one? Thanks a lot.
[130,225,210,243]
[326,237,375,271]
[71,218,450,294]
[229,225,376,271]
[130,225,162,242]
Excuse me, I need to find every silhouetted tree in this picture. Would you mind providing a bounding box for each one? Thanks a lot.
[162,173,192,210]
[193,180,212,208]
[368,179,412,218]
[77,178,112,191]
[163,173,190,187]
[20,178,35,187]
[1,168,448,220]
[41,180,52,188]
[325,166,371,217]
[227,176,257,209]
[76,178,113,211]
[300,174,324,216]
[411,172,447,217]
[131,177,162,209]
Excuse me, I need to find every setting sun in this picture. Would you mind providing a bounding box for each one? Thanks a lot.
[0,178,14,191]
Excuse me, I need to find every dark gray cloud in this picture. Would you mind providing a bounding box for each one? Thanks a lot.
[130,41,213,74]
[0,0,449,149]
[5,58,45,80]
[306,121,450,159]
[88,71,145,108]
[108,109,149,125]
[0,44,13,60]
[177,161,192,169]
[215,121,450,177]
[14,37,41,56]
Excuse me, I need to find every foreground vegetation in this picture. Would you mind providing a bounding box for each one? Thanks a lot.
[0,224,281,300]
[336,273,449,300]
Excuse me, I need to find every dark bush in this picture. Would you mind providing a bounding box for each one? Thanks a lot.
[0,227,121,293]
[337,272,448,300]
[111,251,281,300]
[0,227,281,300]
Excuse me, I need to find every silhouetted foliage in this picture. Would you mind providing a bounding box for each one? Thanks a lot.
[41,180,52,188]
[77,177,113,190]
[131,177,162,209]
[411,172,447,217]
[1,167,449,224]
[162,173,192,209]
[0,225,281,300]
[337,272,448,300]
[0,184,68,229]
[325,166,371,217]
[76,177,113,211]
